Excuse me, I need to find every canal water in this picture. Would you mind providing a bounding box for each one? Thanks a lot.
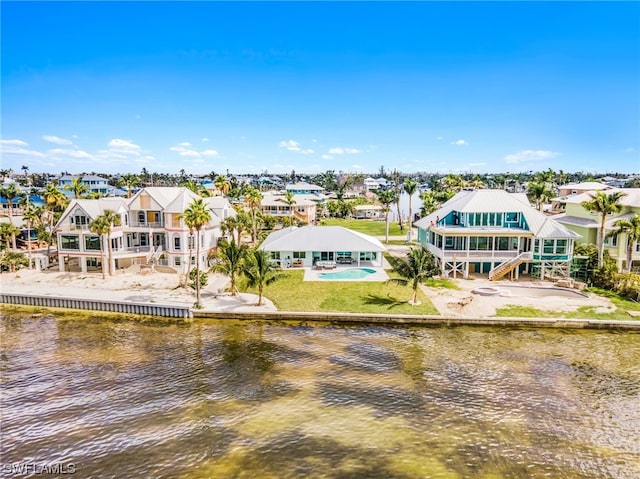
[1,313,639,479]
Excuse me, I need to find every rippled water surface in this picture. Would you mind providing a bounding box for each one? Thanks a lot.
[2,313,640,478]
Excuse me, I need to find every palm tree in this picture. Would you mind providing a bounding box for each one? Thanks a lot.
[101,209,122,275]
[0,183,22,249]
[404,179,418,242]
[64,177,89,199]
[214,175,232,197]
[527,181,554,211]
[211,238,248,296]
[376,189,396,243]
[244,187,262,243]
[387,245,439,305]
[119,173,140,198]
[181,198,212,307]
[23,204,43,268]
[222,211,252,245]
[0,223,20,250]
[606,214,640,273]
[581,190,627,267]
[419,191,439,217]
[243,249,282,306]
[89,216,110,279]
[283,190,297,224]
[43,182,68,212]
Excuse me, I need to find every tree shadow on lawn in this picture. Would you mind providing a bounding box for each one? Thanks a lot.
[362,293,407,310]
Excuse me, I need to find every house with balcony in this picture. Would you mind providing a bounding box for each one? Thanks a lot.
[554,188,640,272]
[414,189,580,281]
[261,193,317,224]
[58,174,125,197]
[285,181,323,195]
[55,187,231,274]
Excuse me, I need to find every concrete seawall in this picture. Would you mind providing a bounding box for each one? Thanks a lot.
[1,293,192,319]
[2,293,639,330]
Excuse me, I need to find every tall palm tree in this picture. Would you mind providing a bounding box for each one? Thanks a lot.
[527,181,554,211]
[64,177,89,199]
[244,187,262,242]
[283,190,297,224]
[376,189,396,243]
[391,169,403,231]
[581,190,627,267]
[211,238,248,296]
[101,209,122,275]
[0,183,22,249]
[181,198,212,307]
[419,191,439,217]
[243,249,282,306]
[180,179,209,197]
[606,214,640,273]
[23,204,43,268]
[403,178,418,242]
[89,216,110,279]
[119,173,140,198]
[214,175,232,197]
[43,182,68,212]
[387,245,439,305]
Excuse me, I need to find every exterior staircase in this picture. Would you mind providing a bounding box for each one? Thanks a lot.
[293,209,307,222]
[489,252,532,281]
[147,245,163,263]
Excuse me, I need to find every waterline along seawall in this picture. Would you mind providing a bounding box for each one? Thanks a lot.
[2,292,640,330]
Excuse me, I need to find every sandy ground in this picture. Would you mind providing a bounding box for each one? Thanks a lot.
[0,268,276,313]
[421,277,615,317]
[0,266,618,318]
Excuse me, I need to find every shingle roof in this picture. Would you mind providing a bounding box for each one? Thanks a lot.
[260,226,387,252]
[414,189,580,239]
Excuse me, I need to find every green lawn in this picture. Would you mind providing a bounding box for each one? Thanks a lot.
[242,270,440,315]
[494,288,640,321]
[319,218,406,237]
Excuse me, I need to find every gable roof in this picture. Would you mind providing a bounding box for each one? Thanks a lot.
[260,226,387,252]
[414,189,580,239]
[561,188,640,207]
[55,197,128,228]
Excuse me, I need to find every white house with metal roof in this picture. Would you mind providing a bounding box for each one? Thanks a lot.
[259,226,387,268]
[414,189,580,281]
[55,187,232,274]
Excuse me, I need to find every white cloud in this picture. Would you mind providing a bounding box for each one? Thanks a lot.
[178,141,192,147]
[42,135,73,145]
[279,139,301,152]
[135,114,142,120]
[1,139,28,147]
[178,149,201,158]
[201,149,219,157]
[624,147,636,153]
[328,147,361,155]
[311,139,318,143]
[436,136,444,141]
[170,142,222,158]
[201,138,209,142]
[321,154,333,160]
[279,139,314,154]
[48,148,93,159]
[451,139,468,146]
[108,138,141,152]
[504,150,559,164]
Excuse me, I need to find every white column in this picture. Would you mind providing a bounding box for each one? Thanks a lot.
[80,256,87,273]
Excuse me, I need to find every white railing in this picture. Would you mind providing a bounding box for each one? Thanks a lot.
[129,221,163,228]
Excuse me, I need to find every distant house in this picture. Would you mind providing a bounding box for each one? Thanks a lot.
[550,182,612,214]
[285,181,323,195]
[354,204,383,219]
[261,193,318,224]
[260,226,387,267]
[414,189,580,280]
[55,187,233,274]
[554,188,640,272]
[363,177,389,192]
[58,174,125,197]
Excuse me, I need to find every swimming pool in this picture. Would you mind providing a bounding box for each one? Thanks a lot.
[318,268,377,280]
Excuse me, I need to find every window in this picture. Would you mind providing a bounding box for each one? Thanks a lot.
[85,236,101,251]
[293,251,306,259]
[497,237,510,251]
[138,211,146,224]
[86,257,99,267]
[610,235,618,247]
[74,215,87,225]
[61,235,80,250]
[174,256,182,266]
[505,212,519,222]
[556,239,567,254]
[444,237,454,249]
[543,240,554,254]
[271,252,281,260]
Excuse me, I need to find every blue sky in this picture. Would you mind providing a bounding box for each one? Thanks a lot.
[1,1,639,176]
